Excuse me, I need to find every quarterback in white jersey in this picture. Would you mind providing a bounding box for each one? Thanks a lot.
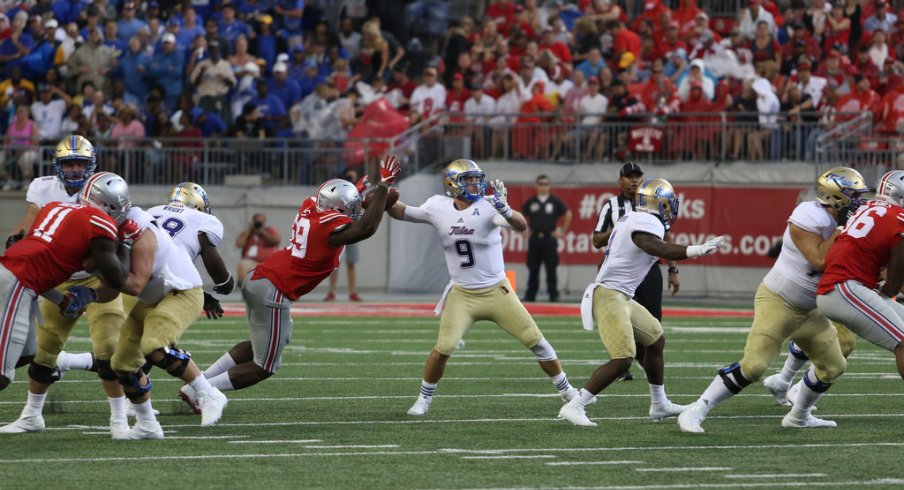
[388,159,581,416]
[559,178,725,427]
[678,167,867,434]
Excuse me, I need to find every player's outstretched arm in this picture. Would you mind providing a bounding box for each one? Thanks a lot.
[489,179,527,231]
[633,232,725,260]
[199,233,234,294]
[329,154,402,247]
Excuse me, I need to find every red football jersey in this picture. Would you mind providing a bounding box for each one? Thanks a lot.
[818,200,904,295]
[253,197,353,301]
[0,202,118,294]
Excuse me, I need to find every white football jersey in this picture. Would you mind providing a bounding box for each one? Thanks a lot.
[26,176,77,208]
[404,195,509,289]
[147,204,224,262]
[127,207,203,296]
[595,211,664,297]
[762,201,835,309]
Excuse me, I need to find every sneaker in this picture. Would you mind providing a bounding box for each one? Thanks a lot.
[677,401,709,433]
[617,369,634,381]
[560,388,597,406]
[649,401,687,422]
[781,411,836,428]
[557,402,597,427]
[110,418,130,439]
[0,415,45,433]
[197,387,228,427]
[113,419,164,440]
[324,291,336,302]
[125,404,160,418]
[178,385,201,414]
[763,374,792,406]
[407,395,432,416]
[349,293,363,302]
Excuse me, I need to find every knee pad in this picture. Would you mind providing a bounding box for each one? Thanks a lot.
[789,341,810,361]
[529,337,558,362]
[117,371,152,399]
[149,346,191,378]
[718,362,752,394]
[16,354,34,369]
[95,359,118,381]
[28,363,61,385]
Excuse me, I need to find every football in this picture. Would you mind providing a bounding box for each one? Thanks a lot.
[362,186,400,211]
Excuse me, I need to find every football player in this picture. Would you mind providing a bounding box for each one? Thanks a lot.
[817,170,904,384]
[0,138,138,436]
[678,167,867,433]
[0,173,131,421]
[387,159,580,417]
[559,178,725,427]
[177,155,401,408]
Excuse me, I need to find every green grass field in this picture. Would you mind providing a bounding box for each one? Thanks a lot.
[1,313,903,489]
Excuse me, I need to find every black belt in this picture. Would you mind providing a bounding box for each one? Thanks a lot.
[532,232,555,238]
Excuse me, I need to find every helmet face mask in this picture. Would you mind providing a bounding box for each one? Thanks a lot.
[635,178,680,225]
[316,179,363,220]
[444,159,486,202]
[169,182,211,213]
[877,170,904,208]
[54,135,97,189]
[816,167,868,211]
[78,172,131,224]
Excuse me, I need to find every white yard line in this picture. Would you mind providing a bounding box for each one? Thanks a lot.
[723,473,827,479]
[546,461,643,466]
[636,467,732,472]
[461,455,557,460]
[463,479,904,490]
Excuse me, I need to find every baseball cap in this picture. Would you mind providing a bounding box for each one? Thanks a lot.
[162,32,176,44]
[304,59,318,69]
[45,18,58,29]
[798,59,812,70]
[190,107,204,121]
[452,72,464,81]
[620,162,644,178]
[276,53,290,64]
[273,62,288,73]
[618,51,635,69]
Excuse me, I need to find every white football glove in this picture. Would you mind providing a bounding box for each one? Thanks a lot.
[686,235,727,258]
[489,179,512,218]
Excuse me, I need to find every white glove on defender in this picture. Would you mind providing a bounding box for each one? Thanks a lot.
[686,235,727,258]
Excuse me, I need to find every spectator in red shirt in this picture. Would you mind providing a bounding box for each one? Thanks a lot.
[641,58,677,109]
[823,2,851,53]
[674,0,704,32]
[486,0,517,37]
[678,80,719,159]
[852,44,880,84]
[446,73,471,117]
[514,82,554,158]
[815,49,847,86]
[610,19,642,60]
[751,20,782,73]
[655,21,688,60]
[837,73,881,120]
[876,79,904,134]
[634,0,673,32]
[540,29,573,70]
[387,63,418,111]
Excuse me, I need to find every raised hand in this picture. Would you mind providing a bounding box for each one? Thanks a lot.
[379,154,402,186]
[489,179,512,217]
[686,235,727,258]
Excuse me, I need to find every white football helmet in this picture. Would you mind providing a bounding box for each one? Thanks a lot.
[876,170,904,207]
[78,172,132,224]
[316,179,363,219]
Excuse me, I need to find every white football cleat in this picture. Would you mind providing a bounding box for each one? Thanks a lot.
[110,418,130,439]
[781,411,836,428]
[677,401,708,433]
[558,402,597,427]
[197,387,228,427]
[125,404,160,418]
[762,374,792,406]
[0,415,45,433]
[178,385,201,414]
[113,420,164,440]
[649,401,687,421]
[407,395,432,416]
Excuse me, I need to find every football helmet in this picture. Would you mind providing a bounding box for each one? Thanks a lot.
[78,172,131,224]
[876,170,904,207]
[635,178,680,225]
[816,167,868,210]
[443,159,486,202]
[169,182,211,214]
[316,178,363,220]
[54,135,97,189]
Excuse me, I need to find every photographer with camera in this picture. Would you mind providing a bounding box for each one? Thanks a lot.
[235,213,281,286]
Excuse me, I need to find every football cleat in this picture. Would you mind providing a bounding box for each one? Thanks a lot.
[677,401,709,433]
[781,411,837,428]
[113,420,164,440]
[560,388,597,406]
[649,401,687,422]
[407,395,432,416]
[0,415,45,433]
[557,402,597,427]
[762,374,792,406]
[110,418,130,439]
[178,385,202,414]
[197,387,228,427]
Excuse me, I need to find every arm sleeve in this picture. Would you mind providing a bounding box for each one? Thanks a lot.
[25,179,45,207]
[787,203,827,234]
[198,214,225,247]
[402,204,432,224]
[492,214,514,229]
[630,213,666,239]
[594,202,613,233]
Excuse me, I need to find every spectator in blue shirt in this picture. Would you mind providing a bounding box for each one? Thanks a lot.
[20,19,58,81]
[117,2,148,45]
[103,19,128,55]
[219,2,253,46]
[268,63,302,109]
[275,0,304,46]
[287,44,307,80]
[0,15,36,76]
[576,48,606,79]
[254,15,278,69]
[118,36,152,106]
[298,59,327,99]
[247,81,287,134]
[53,0,87,25]
[191,107,229,137]
[175,13,205,48]
[150,32,186,108]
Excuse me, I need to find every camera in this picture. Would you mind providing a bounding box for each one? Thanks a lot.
[254,221,263,229]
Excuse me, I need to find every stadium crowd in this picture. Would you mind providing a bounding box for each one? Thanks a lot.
[1,0,904,187]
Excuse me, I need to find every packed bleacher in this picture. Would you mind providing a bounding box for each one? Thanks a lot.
[1,0,904,188]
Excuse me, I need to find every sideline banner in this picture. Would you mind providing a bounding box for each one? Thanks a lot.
[504,185,803,268]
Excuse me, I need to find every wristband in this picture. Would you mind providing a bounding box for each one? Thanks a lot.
[214,273,232,288]
[668,267,679,274]
[500,207,513,219]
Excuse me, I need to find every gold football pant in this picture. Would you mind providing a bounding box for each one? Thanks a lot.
[593,286,663,359]
[740,283,846,383]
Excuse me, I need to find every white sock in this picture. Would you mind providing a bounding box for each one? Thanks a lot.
[649,384,667,406]
[698,374,736,409]
[204,353,238,379]
[108,396,127,422]
[23,391,47,417]
[575,388,596,406]
[551,372,572,393]
[131,400,156,422]
[791,368,827,417]
[419,380,437,399]
[208,372,235,392]
[60,352,94,370]
[189,373,213,394]
[777,356,808,384]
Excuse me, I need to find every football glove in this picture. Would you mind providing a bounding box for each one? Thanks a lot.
[118,219,141,248]
[203,291,224,320]
[489,179,513,218]
[61,286,98,319]
[836,200,863,228]
[5,230,24,250]
[378,154,402,186]
[686,235,727,258]
[355,175,370,194]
